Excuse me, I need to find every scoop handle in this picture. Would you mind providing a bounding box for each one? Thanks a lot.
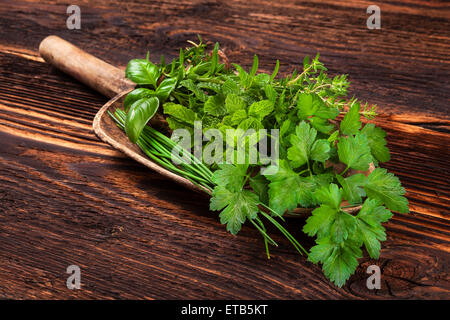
[39,35,134,98]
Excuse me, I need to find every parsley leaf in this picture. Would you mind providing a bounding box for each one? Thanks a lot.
[211,164,248,191]
[309,237,362,287]
[364,168,409,213]
[354,198,393,258]
[287,121,330,168]
[361,123,390,163]
[264,160,316,214]
[340,102,361,135]
[336,173,366,204]
[337,133,372,171]
[210,186,259,235]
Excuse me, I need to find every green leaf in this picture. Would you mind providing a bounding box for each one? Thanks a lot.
[238,118,263,131]
[222,78,240,95]
[125,97,159,143]
[309,117,335,134]
[225,93,246,114]
[252,73,270,87]
[264,160,316,214]
[303,204,337,238]
[336,173,366,204]
[264,85,277,103]
[230,109,248,125]
[125,59,159,86]
[330,211,356,243]
[337,134,372,171]
[163,102,196,125]
[297,93,319,120]
[248,100,274,120]
[181,79,207,102]
[209,185,234,211]
[322,239,361,287]
[249,174,269,204]
[364,168,409,213]
[287,121,319,168]
[211,164,248,192]
[314,183,343,209]
[361,123,390,163]
[315,105,339,120]
[204,95,226,116]
[123,88,155,112]
[310,139,331,162]
[156,77,177,101]
[355,198,393,258]
[210,186,259,235]
[270,59,280,82]
[308,237,362,287]
[250,54,259,77]
[340,102,361,135]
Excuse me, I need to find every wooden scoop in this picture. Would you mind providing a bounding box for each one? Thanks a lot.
[39,35,202,192]
[39,35,371,217]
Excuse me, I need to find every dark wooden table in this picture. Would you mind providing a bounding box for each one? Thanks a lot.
[0,0,449,299]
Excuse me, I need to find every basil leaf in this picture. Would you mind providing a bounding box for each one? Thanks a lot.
[156,77,177,101]
[125,59,160,87]
[125,97,159,143]
[123,88,155,112]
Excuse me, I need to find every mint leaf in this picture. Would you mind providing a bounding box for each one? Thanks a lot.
[248,100,274,120]
[337,134,372,171]
[230,109,248,126]
[340,102,361,135]
[364,168,409,213]
[204,95,226,116]
[181,79,207,102]
[222,78,240,95]
[163,102,196,125]
[361,123,390,163]
[225,93,246,114]
[238,117,263,130]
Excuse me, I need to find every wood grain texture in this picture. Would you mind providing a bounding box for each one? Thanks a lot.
[0,0,449,299]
